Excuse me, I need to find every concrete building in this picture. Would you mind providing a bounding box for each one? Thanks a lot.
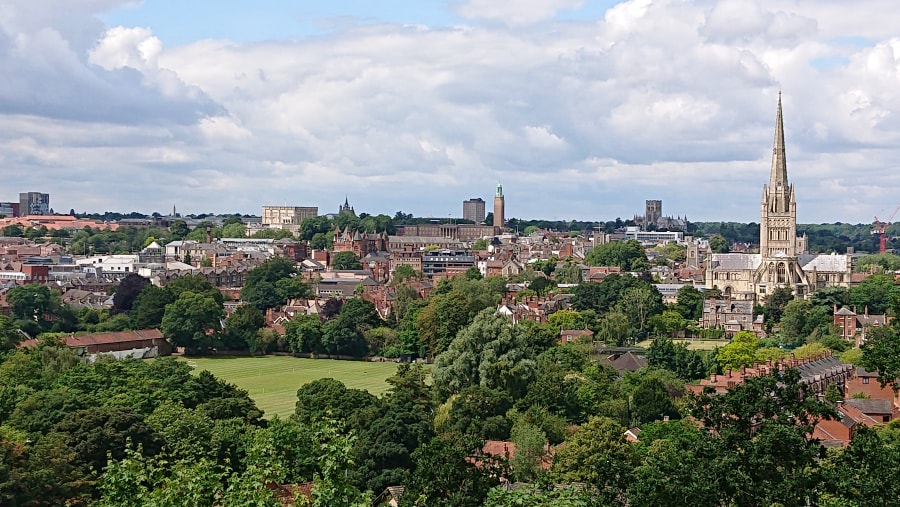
[19,192,49,215]
[493,183,505,229]
[422,249,475,278]
[0,202,19,217]
[261,206,318,235]
[705,95,853,301]
[463,198,486,224]
[623,226,684,244]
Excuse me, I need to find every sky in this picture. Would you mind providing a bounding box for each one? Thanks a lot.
[2,1,900,224]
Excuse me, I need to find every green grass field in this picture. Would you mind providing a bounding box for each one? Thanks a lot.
[635,338,728,351]
[179,356,403,419]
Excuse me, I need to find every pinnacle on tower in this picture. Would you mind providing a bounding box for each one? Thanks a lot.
[496,182,503,197]
[770,92,788,189]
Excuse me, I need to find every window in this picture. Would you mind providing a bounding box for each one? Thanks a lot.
[863,378,869,384]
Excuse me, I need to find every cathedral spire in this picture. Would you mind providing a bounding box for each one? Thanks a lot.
[770,91,788,188]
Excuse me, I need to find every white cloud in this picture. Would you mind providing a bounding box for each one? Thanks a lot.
[452,0,587,25]
[3,0,900,223]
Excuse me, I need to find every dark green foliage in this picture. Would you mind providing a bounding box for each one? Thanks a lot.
[861,325,900,391]
[0,352,264,505]
[818,426,900,506]
[447,386,513,441]
[708,234,730,253]
[112,273,150,314]
[50,405,160,474]
[222,304,266,351]
[762,285,795,332]
[130,285,175,329]
[584,239,650,271]
[332,251,362,270]
[160,291,224,351]
[6,284,64,331]
[570,274,659,315]
[242,257,307,311]
[647,336,707,381]
[849,273,900,315]
[630,377,679,425]
[550,416,635,504]
[294,378,377,429]
[400,434,500,507]
[284,314,325,353]
[674,285,704,320]
[689,369,836,506]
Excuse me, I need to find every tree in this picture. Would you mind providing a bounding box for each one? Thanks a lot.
[284,314,325,354]
[584,240,649,271]
[674,285,704,320]
[554,262,583,284]
[550,416,634,503]
[332,251,362,270]
[6,284,62,330]
[630,376,679,425]
[169,219,189,239]
[849,273,900,315]
[717,331,759,370]
[763,286,795,330]
[160,292,224,352]
[0,315,22,351]
[708,234,729,253]
[649,310,688,337]
[130,285,175,329]
[400,434,499,507]
[689,369,837,507]
[445,386,513,440]
[392,264,419,283]
[223,305,265,351]
[595,311,631,346]
[570,274,651,314]
[294,378,377,430]
[628,435,721,507]
[166,275,224,305]
[861,326,900,391]
[50,405,161,475]
[415,290,470,357]
[432,310,538,400]
[548,310,586,331]
[509,420,548,482]
[112,273,150,315]
[243,257,302,310]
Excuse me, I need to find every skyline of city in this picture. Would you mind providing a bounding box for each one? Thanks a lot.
[3,1,900,222]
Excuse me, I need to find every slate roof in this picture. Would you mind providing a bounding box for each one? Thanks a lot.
[802,253,849,272]
[845,398,893,415]
[710,253,762,270]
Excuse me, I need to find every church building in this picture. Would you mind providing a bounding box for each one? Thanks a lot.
[705,95,853,301]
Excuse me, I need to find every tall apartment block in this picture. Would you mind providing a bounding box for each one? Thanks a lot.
[462,198,486,224]
[19,192,49,215]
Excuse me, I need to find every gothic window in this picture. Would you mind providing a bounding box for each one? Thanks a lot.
[777,263,786,284]
[767,264,774,282]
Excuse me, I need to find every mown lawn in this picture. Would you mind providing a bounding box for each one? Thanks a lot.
[179,356,403,419]
[635,338,727,350]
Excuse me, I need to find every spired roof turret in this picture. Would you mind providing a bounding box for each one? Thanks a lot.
[770,92,788,190]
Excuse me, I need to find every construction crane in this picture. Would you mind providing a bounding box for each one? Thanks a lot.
[873,204,900,253]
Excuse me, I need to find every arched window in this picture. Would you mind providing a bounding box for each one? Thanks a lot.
[777,262,786,284]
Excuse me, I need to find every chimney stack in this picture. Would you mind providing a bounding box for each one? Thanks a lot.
[206,226,212,244]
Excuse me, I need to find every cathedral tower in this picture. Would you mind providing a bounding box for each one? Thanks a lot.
[755,94,810,296]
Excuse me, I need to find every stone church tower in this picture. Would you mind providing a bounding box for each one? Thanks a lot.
[753,94,811,297]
